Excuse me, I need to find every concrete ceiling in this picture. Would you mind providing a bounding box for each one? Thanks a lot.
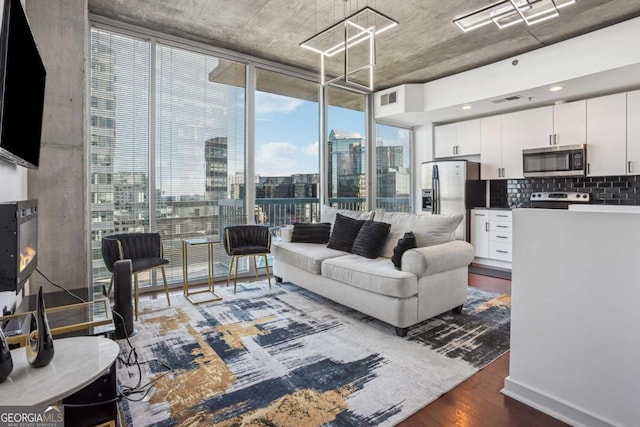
[88,0,640,92]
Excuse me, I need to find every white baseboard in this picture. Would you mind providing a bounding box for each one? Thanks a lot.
[501,376,616,427]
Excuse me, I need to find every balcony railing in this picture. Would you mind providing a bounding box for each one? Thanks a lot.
[92,196,411,290]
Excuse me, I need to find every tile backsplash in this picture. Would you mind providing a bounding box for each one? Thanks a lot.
[489,175,640,208]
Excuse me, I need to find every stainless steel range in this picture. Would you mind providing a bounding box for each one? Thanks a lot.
[529,191,591,209]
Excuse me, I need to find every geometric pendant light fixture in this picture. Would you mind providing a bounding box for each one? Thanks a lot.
[453,0,576,32]
[300,6,398,91]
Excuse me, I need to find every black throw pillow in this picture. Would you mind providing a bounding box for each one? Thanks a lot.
[291,222,331,244]
[327,213,365,252]
[391,231,417,269]
[352,220,391,259]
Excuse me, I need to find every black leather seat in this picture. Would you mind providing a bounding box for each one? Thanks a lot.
[102,232,171,320]
[223,225,272,294]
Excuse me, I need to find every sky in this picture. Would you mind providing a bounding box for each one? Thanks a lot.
[254,91,366,177]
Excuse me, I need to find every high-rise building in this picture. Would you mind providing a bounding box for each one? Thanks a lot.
[205,137,228,203]
[328,130,366,199]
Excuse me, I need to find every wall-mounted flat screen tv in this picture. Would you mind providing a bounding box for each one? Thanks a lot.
[0,0,46,169]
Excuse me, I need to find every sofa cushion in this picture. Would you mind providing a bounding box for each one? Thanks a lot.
[321,204,373,230]
[322,254,418,299]
[291,222,331,244]
[376,212,463,258]
[327,213,365,252]
[391,231,417,269]
[351,220,391,259]
[272,242,348,275]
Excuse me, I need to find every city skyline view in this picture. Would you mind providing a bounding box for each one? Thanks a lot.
[89,26,411,286]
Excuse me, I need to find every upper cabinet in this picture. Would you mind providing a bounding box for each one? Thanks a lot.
[553,100,586,146]
[374,84,424,126]
[627,90,640,175]
[434,119,481,158]
[586,93,627,176]
[480,116,502,180]
[514,106,553,150]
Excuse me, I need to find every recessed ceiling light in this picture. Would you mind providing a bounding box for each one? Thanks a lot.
[462,105,472,110]
[549,86,564,92]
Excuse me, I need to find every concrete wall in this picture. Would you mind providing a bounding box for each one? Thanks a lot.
[25,0,88,292]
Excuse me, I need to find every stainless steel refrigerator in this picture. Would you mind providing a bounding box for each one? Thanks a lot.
[421,160,485,241]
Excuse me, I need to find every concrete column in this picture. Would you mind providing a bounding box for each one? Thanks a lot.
[26,0,89,293]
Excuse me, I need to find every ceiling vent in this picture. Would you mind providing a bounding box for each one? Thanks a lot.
[381,91,398,106]
[492,95,525,104]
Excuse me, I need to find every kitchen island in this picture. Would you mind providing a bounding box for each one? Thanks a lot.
[503,208,640,427]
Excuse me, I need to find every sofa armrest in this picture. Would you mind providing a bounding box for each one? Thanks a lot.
[401,240,474,277]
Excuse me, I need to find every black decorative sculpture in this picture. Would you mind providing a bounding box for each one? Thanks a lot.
[26,286,54,367]
[0,328,13,382]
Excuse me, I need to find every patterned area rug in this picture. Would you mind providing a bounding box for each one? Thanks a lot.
[117,282,510,426]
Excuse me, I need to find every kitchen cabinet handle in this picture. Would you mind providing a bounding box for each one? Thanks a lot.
[629,161,633,173]
[496,250,509,254]
[485,222,489,232]
[554,134,558,145]
[496,235,508,239]
[474,213,486,217]
[496,214,509,217]
[549,135,553,146]
[501,168,505,177]
[587,163,591,175]
[496,225,508,228]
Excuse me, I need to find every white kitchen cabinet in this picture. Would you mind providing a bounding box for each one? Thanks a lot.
[471,209,512,262]
[586,93,627,176]
[470,209,489,258]
[480,115,502,180]
[517,106,553,150]
[434,119,481,158]
[500,110,533,179]
[627,90,640,175]
[488,210,512,262]
[434,123,456,158]
[553,100,586,146]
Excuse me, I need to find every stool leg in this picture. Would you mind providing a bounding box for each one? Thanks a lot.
[161,266,170,306]
[134,273,139,321]
[234,255,239,294]
[226,256,234,288]
[252,255,259,281]
[264,254,272,289]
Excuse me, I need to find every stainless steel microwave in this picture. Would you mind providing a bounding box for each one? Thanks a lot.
[522,144,586,178]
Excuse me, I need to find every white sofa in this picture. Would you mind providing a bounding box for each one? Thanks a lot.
[272,206,475,336]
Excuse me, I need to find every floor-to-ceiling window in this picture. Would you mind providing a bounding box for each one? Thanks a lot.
[90,26,246,288]
[375,123,412,212]
[254,69,320,227]
[90,23,414,289]
[326,86,367,210]
[155,47,246,285]
[90,29,150,283]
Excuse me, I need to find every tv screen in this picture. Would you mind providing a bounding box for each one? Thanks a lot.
[0,0,46,169]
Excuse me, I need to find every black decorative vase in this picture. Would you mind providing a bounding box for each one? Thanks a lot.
[0,328,13,382]
[26,286,54,368]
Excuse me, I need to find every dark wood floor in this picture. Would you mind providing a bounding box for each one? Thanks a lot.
[398,273,568,427]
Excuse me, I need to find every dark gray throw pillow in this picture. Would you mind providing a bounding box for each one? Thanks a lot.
[352,220,391,259]
[291,222,331,244]
[327,213,365,252]
[391,231,417,269]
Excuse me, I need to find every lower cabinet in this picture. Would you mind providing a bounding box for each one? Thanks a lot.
[471,209,512,263]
